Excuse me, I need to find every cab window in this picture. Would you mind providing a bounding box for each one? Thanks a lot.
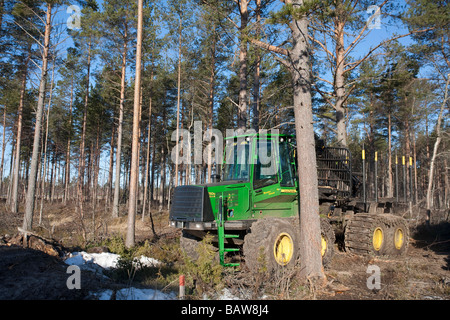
[253,139,278,189]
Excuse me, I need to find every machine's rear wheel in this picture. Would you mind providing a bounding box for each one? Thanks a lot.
[344,213,410,257]
[384,215,409,256]
[344,214,391,256]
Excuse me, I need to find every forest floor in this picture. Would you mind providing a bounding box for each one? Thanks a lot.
[0,201,449,300]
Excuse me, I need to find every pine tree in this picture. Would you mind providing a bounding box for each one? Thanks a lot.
[23,1,52,233]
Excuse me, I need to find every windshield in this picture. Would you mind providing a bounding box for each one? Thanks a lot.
[222,139,250,181]
[222,136,295,186]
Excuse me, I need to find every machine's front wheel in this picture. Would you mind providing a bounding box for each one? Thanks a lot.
[243,218,299,272]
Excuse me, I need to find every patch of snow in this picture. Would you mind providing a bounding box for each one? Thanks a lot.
[64,252,120,273]
[118,288,176,300]
[217,288,241,300]
[64,251,173,300]
[64,252,162,271]
[136,255,161,268]
[90,288,176,300]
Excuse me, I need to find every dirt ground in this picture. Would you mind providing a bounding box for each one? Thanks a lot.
[0,202,448,300]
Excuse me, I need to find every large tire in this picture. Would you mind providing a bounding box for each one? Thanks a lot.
[320,218,335,267]
[344,214,391,256]
[384,215,409,256]
[243,218,299,272]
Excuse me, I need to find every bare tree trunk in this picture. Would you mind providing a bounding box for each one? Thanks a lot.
[290,0,324,280]
[159,144,165,211]
[175,16,182,187]
[426,74,450,217]
[142,69,153,222]
[252,0,261,132]
[126,0,143,248]
[238,0,248,130]
[150,136,156,207]
[106,125,115,207]
[387,113,393,198]
[92,126,100,240]
[113,28,128,218]
[78,39,92,220]
[11,52,30,213]
[0,106,6,195]
[39,58,56,224]
[7,138,15,206]
[64,72,74,204]
[207,23,216,183]
[23,3,52,233]
[334,17,347,147]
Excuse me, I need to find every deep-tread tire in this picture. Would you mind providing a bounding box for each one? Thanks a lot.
[320,218,335,267]
[243,218,299,272]
[344,214,391,256]
[384,215,409,256]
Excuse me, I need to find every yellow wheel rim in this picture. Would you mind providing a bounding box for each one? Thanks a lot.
[321,235,327,257]
[273,232,294,266]
[373,227,383,251]
[394,228,404,250]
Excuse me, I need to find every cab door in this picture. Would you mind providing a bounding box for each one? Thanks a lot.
[251,137,288,218]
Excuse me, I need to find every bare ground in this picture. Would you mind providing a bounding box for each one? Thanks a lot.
[0,201,448,300]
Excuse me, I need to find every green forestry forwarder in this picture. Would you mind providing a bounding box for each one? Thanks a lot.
[169,133,409,270]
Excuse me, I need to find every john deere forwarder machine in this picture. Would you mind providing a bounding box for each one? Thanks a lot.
[169,133,409,270]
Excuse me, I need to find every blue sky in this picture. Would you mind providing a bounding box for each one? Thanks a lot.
[1,1,431,183]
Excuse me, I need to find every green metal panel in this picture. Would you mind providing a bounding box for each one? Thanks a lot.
[204,134,298,222]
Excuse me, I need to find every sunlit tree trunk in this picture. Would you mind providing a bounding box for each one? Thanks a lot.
[126,0,143,247]
[23,3,52,232]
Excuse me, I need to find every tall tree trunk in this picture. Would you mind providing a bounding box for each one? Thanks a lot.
[64,72,74,204]
[0,106,6,195]
[207,23,216,183]
[92,126,101,240]
[290,0,324,280]
[78,39,91,219]
[150,136,156,206]
[238,0,248,130]
[427,74,450,215]
[159,145,166,210]
[142,68,153,222]
[334,16,347,147]
[23,3,52,232]
[405,116,411,200]
[252,0,261,132]
[113,27,128,218]
[39,57,56,224]
[106,124,115,207]
[11,51,30,213]
[387,113,393,198]
[175,16,182,187]
[126,0,143,248]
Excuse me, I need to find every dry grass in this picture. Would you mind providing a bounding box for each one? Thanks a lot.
[0,201,448,300]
